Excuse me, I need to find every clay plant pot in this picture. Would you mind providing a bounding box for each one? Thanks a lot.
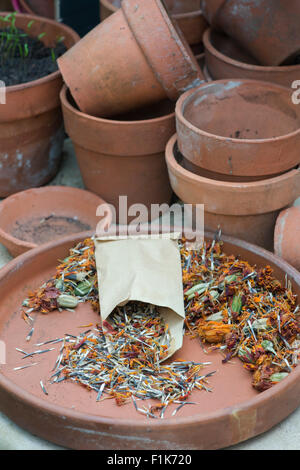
[203,29,300,88]
[1,230,300,449]
[60,86,175,221]
[58,0,203,118]
[0,13,80,198]
[100,0,208,46]
[274,206,300,271]
[201,0,300,66]
[18,0,55,17]
[165,135,300,250]
[0,186,112,257]
[176,79,300,179]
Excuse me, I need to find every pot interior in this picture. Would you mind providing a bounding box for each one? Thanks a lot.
[183,81,300,140]
[107,0,202,14]
[67,89,175,121]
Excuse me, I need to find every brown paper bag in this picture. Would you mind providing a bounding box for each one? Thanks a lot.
[94,233,185,360]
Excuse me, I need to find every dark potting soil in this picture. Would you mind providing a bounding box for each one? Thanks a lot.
[0,27,66,86]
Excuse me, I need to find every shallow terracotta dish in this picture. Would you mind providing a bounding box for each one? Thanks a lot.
[0,231,300,449]
[203,29,300,88]
[176,79,300,178]
[0,186,112,257]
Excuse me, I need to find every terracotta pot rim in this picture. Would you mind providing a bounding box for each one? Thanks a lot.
[203,28,300,74]
[176,78,300,144]
[60,85,175,126]
[0,186,112,252]
[1,12,80,93]
[100,0,203,20]
[166,134,300,190]
[0,229,300,432]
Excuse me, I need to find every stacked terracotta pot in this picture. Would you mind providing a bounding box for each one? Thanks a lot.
[201,0,300,85]
[165,79,300,250]
[58,0,204,222]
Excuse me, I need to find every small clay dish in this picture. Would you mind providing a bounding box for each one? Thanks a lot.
[203,29,300,88]
[0,186,112,257]
[176,79,300,178]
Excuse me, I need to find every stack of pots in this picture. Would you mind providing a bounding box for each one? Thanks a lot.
[58,0,204,222]
[166,79,300,250]
[100,0,208,54]
[201,0,300,85]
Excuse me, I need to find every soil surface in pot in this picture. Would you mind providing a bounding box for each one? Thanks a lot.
[183,81,300,140]
[0,26,66,86]
[210,29,300,67]
[11,215,91,245]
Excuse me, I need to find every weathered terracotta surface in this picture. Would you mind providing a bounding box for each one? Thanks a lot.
[165,135,300,250]
[0,187,112,258]
[58,0,203,118]
[0,13,79,198]
[60,86,174,221]
[204,29,300,88]
[196,53,212,82]
[100,0,208,46]
[201,0,300,66]
[0,231,300,449]
[19,0,55,17]
[274,206,300,271]
[182,158,284,183]
[176,80,300,178]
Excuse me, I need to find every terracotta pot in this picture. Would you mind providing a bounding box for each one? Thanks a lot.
[18,0,54,17]
[58,0,203,118]
[200,0,225,25]
[0,13,80,198]
[1,230,300,449]
[0,186,112,257]
[201,0,300,66]
[0,0,13,10]
[60,86,174,221]
[176,79,300,179]
[165,135,300,250]
[274,206,300,271]
[203,29,300,88]
[196,52,213,82]
[100,0,208,46]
